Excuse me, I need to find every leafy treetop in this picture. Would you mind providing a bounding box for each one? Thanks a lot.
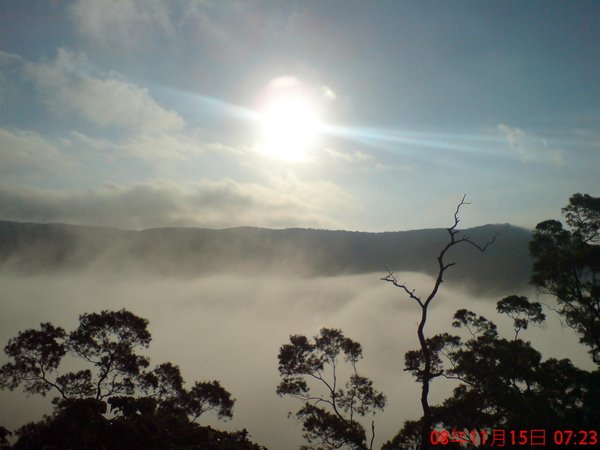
[277,328,385,450]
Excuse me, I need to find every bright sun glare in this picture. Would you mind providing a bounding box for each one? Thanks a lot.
[258,77,321,161]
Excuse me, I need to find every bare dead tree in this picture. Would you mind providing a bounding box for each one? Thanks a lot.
[382,195,497,450]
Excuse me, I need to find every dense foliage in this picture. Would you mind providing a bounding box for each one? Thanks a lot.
[0,310,264,450]
[383,295,599,449]
[277,328,385,450]
[530,193,600,365]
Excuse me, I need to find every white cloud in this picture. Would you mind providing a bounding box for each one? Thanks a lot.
[65,128,242,163]
[69,0,309,64]
[0,177,351,230]
[63,130,119,155]
[498,123,563,165]
[69,0,233,52]
[0,50,24,66]
[324,147,372,163]
[70,0,174,51]
[0,123,244,185]
[120,132,240,161]
[0,128,74,177]
[25,48,183,133]
[321,85,337,100]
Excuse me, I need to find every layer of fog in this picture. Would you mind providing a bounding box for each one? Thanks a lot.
[0,271,593,449]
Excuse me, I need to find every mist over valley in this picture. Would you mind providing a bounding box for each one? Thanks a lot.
[0,221,532,295]
[0,220,592,449]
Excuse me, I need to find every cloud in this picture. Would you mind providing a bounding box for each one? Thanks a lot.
[69,0,312,64]
[0,128,75,177]
[119,132,241,161]
[0,126,238,184]
[24,48,183,133]
[0,50,24,67]
[320,85,337,100]
[69,0,231,54]
[70,0,174,51]
[67,128,246,166]
[0,177,351,229]
[498,123,563,165]
[321,147,404,171]
[324,147,373,163]
[0,49,245,169]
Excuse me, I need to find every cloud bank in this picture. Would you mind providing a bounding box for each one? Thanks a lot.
[25,48,183,133]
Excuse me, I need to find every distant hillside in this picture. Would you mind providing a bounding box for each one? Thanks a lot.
[0,221,533,294]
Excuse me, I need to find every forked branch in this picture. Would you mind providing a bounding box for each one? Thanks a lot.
[381,267,423,307]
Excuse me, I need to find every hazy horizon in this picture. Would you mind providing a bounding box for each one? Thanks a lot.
[0,217,525,233]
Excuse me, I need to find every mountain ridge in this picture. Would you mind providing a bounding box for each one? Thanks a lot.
[0,220,533,294]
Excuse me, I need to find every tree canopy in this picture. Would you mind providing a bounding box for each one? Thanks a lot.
[383,295,599,449]
[530,193,600,364]
[0,309,264,450]
[277,328,386,450]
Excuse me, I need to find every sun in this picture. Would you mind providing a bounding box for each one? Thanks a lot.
[257,77,321,161]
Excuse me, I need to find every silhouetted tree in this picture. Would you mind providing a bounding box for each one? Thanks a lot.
[530,193,600,364]
[140,362,234,422]
[0,309,264,450]
[496,295,545,340]
[445,299,584,429]
[0,426,10,450]
[0,310,151,401]
[382,195,496,450]
[384,295,599,449]
[10,397,264,450]
[277,328,385,450]
[381,420,420,450]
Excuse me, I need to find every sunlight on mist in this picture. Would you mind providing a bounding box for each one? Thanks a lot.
[0,270,590,449]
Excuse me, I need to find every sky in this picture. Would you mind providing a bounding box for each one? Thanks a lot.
[1,0,599,231]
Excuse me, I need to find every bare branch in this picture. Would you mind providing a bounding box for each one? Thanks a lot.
[456,232,498,253]
[38,362,68,400]
[451,194,470,230]
[381,267,423,306]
